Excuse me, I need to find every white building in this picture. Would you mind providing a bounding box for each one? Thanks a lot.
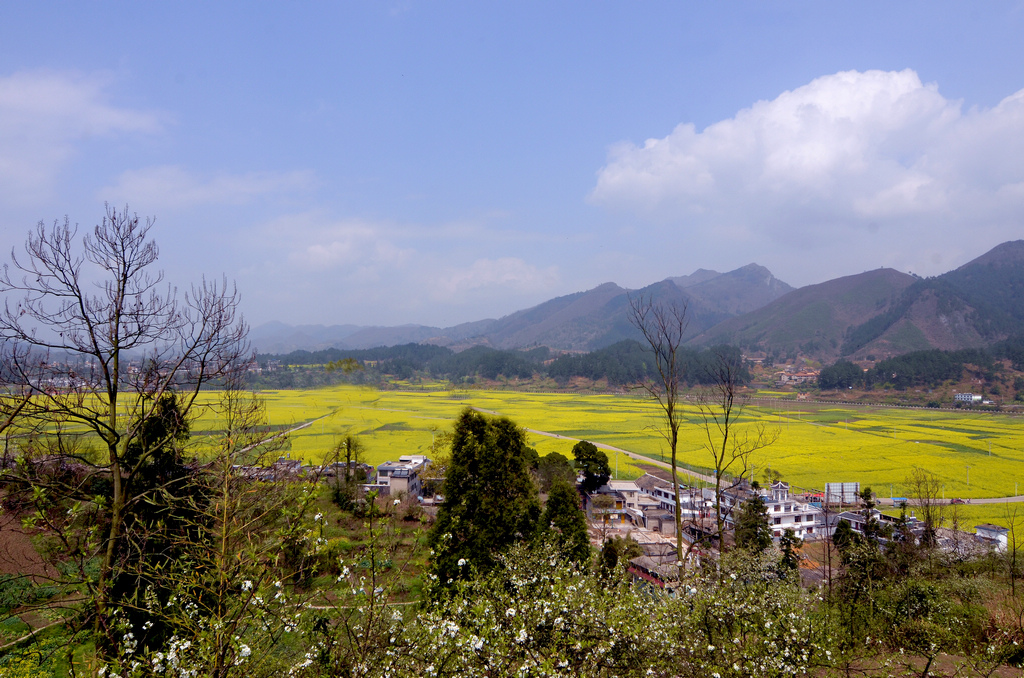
[954,393,983,403]
[370,455,431,498]
[634,473,707,521]
[721,481,823,540]
[762,481,822,540]
[975,523,1010,552]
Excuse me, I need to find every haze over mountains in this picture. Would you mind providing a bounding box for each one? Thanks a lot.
[253,242,1024,362]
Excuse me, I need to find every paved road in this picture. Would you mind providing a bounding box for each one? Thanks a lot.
[883,496,1024,507]
[520,425,719,486]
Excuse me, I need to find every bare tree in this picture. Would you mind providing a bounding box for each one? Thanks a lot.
[628,295,689,568]
[1005,504,1022,599]
[0,206,249,647]
[328,433,367,509]
[696,349,778,549]
[906,467,944,547]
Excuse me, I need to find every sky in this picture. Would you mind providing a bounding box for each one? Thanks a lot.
[2,2,1024,329]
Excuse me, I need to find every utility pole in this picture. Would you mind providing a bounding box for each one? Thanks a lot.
[966,465,971,488]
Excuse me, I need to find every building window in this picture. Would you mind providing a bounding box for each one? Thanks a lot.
[774,517,781,525]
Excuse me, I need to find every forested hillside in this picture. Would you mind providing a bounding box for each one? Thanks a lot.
[254,340,750,388]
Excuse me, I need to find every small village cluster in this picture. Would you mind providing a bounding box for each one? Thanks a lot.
[256,451,1013,591]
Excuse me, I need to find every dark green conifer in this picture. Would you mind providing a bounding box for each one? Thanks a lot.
[429,408,540,586]
[542,478,591,564]
[734,495,772,552]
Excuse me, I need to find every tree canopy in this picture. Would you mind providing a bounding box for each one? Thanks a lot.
[541,478,591,564]
[734,495,772,552]
[572,440,610,493]
[429,408,541,586]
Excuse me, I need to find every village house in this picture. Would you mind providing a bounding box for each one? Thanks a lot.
[975,523,1010,552]
[369,455,431,498]
[825,508,925,543]
[587,477,698,534]
[761,481,824,539]
[635,473,706,522]
[720,481,824,540]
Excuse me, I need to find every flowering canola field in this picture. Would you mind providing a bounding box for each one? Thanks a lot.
[195,386,1024,501]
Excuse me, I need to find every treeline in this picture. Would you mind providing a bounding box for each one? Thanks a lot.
[818,342,1024,390]
[546,340,749,386]
[254,340,750,387]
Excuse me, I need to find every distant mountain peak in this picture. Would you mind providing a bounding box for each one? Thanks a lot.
[957,239,1024,269]
[668,268,721,288]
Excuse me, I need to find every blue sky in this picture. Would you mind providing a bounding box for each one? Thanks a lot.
[2,2,1024,328]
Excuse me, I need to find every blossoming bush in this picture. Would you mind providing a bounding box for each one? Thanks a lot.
[407,541,673,677]
[665,550,829,678]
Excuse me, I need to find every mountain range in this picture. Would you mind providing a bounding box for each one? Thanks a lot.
[252,241,1024,362]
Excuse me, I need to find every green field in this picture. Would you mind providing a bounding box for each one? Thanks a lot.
[191,386,1024,506]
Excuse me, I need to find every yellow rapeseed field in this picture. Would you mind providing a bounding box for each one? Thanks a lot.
[184,386,1024,502]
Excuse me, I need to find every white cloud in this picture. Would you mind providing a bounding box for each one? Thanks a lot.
[434,257,560,298]
[0,70,164,204]
[591,69,1024,282]
[228,210,564,326]
[281,215,413,275]
[101,165,316,209]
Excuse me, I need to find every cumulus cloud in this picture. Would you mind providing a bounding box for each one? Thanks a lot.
[591,69,1024,281]
[101,165,317,209]
[0,70,163,204]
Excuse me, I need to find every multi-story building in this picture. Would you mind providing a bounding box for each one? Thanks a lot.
[762,481,823,539]
[371,455,431,498]
[720,481,823,540]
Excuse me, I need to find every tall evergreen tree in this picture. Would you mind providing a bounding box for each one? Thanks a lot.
[734,495,772,552]
[429,408,540,586]
[541,478,591,564]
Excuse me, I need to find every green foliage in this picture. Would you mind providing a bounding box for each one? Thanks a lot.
[429,408,541,587]
[821,347,1001,391]
[0,576,56,615]
[259,339,756,388]
[540,479,590,564]
[109,392,200,652]
[734,496,772,552]
[778,529,801,572]
[535,452,576,493]
[328,434,366,511]
[548,341,751,387]
[572,440,610,493]
[599,535,643,574]
[818,359,863,389]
